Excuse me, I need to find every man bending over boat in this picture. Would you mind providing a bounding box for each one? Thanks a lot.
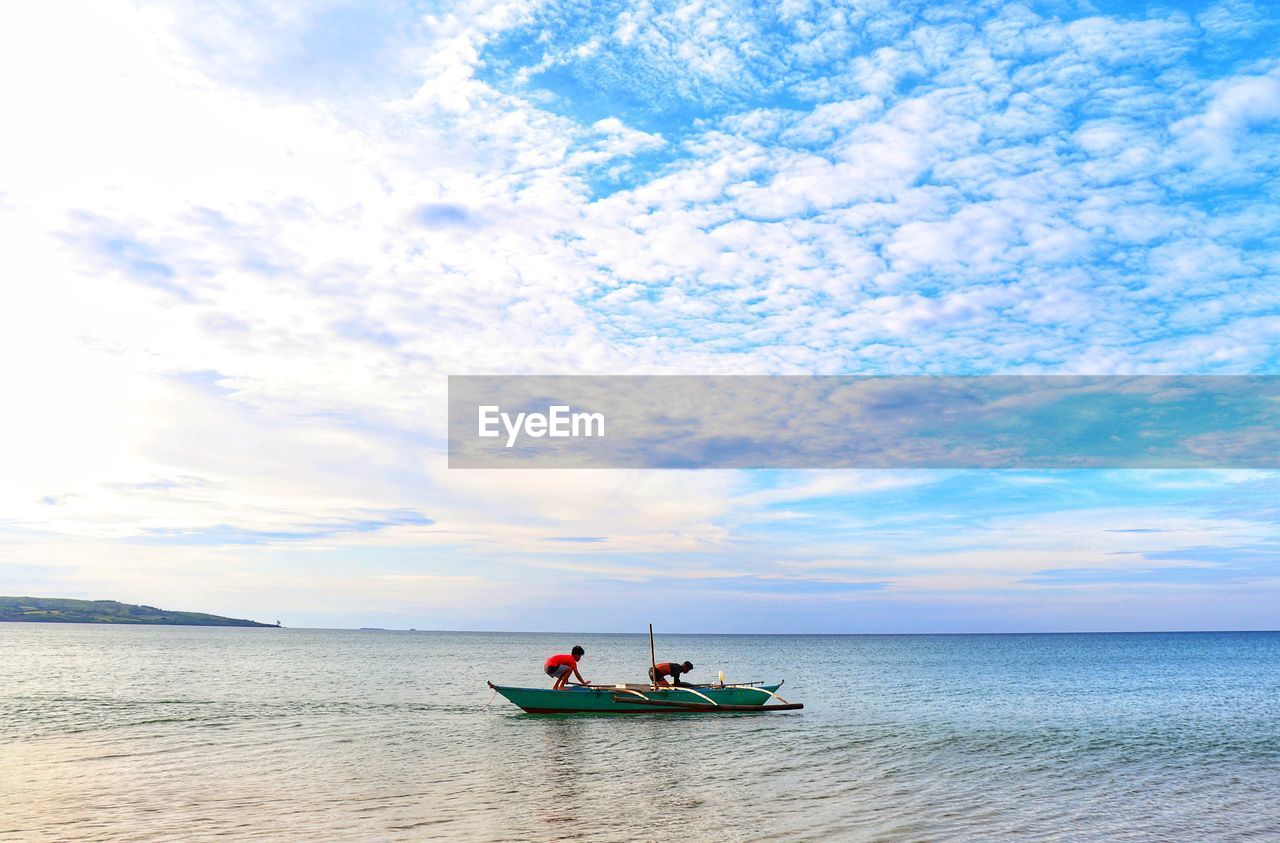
[545,646,590,690]
[649,661,694,687]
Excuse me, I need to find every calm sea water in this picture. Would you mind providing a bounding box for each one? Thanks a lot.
[2,625,1278,841]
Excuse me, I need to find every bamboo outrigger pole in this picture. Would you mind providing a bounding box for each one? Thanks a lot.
[649,623,657,689]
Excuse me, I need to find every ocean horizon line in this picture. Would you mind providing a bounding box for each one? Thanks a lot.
[176,625,1280,636]
[11,620,1279,636]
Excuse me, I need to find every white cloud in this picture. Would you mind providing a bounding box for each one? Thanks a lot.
[1174,68,1280,165]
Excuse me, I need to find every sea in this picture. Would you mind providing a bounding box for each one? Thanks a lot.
[2,625,1278,841]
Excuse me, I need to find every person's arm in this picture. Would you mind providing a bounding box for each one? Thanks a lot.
[573,665,590,685]
[672,667,686,687]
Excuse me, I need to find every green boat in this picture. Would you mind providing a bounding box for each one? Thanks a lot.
[487,680,803,714]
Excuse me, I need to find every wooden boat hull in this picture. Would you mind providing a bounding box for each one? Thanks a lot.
[487,681,801,714]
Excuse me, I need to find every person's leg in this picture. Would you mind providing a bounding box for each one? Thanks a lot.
[551,664,570,690]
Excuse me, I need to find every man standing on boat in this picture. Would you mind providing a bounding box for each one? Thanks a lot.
[649,660,694,687]
[544,646,589,690]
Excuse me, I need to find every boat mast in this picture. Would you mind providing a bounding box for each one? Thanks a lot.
[649,622,658,689]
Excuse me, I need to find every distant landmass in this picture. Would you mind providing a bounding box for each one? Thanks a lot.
[0,596,280,627]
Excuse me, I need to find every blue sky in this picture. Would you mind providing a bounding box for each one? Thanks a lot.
[0,0,1278,631]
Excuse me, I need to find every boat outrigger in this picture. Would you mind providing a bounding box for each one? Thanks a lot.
[487,680,803,714]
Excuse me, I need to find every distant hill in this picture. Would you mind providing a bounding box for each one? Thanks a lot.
[0,596,279,627]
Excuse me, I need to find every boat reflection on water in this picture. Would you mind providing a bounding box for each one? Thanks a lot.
[533,718,587,828]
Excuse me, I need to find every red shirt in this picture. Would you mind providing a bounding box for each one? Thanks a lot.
[545,653,577,670]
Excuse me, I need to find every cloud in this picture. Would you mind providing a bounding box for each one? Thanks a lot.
[129,509,433,546]
[1174,68,1280,169]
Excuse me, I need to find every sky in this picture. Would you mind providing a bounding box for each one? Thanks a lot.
[0,0,1278,632]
